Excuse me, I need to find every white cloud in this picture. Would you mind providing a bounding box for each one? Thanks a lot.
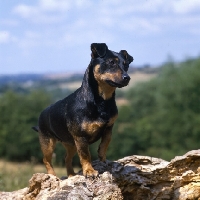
[0,31,17,43]
[39,0,71,12]
[74,0,92,8]
[0,31,10,43]
[10,0,200,50]
[6,1,200,62]
[13,2,65,24]
[13,4,38,19]
[100,0,169,16]
[62,27,116,47]
[12,0,91,25]
[119,17,160,34]
[12,0,200,26]
[39,0,91,12]
[172,0,200,14]
[154,15,200,33]
[100,0,200,17]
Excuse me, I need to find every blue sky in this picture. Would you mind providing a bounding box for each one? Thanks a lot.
[0,0,200,74]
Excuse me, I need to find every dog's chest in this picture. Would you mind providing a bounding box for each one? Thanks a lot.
[81,114,118,135]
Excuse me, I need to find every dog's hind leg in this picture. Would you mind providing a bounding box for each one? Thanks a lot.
[62,142,77,177]
[39,131,57,176]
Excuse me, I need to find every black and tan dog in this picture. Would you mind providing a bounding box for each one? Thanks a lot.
[32,43,133,177]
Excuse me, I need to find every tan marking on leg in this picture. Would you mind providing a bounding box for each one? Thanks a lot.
[62,142,77,177]
[74,137,98,177]
[98,128,112,161]
[108,114,118,126]
[39,132,57,176]
[81,159,98,177]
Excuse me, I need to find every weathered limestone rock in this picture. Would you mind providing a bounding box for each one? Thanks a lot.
[0,172,122,200]
[0,150,200,199]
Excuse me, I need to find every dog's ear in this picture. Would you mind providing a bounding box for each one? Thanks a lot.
[91,43,108,58]
[120,50,134,64]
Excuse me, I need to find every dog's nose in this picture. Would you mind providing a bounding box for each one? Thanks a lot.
[122,74,130,82]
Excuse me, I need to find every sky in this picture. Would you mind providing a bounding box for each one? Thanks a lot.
[0,0,200,74]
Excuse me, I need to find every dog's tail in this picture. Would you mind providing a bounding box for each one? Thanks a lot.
[32,126,39,132]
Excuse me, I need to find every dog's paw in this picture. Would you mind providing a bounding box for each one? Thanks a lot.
[83,168,99,178]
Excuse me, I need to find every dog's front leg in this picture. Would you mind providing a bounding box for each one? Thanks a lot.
[74,136,98,177]
[98,126,112,162]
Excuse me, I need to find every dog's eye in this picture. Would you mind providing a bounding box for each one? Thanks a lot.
[110,60,115,65]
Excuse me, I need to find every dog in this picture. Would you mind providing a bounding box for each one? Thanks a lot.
[32,43,133,177]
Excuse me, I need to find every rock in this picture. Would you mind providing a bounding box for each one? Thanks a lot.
[0,150,200,200]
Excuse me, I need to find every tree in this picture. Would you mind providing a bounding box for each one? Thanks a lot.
[0,90,52,161]
[107,57,200,161]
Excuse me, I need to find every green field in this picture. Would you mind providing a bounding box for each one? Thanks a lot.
[0,159,79,192]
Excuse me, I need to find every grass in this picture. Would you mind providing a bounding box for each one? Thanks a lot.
[0,159,79,192]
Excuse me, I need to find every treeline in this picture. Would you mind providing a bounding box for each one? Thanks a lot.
[0,57,200,167]
[0,90,51,162]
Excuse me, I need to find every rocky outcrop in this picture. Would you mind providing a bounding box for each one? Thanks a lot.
[1,150,200,200]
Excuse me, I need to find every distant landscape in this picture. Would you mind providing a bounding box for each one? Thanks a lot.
[0,66,159,100]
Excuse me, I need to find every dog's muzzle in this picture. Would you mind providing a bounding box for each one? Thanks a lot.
[106,73,131,88]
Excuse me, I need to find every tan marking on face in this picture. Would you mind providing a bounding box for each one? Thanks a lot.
[101,70,122,82]
[82,120,105,135]
[94,64,120,100]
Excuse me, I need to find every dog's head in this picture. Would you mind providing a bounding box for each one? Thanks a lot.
[91,43,133,88]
